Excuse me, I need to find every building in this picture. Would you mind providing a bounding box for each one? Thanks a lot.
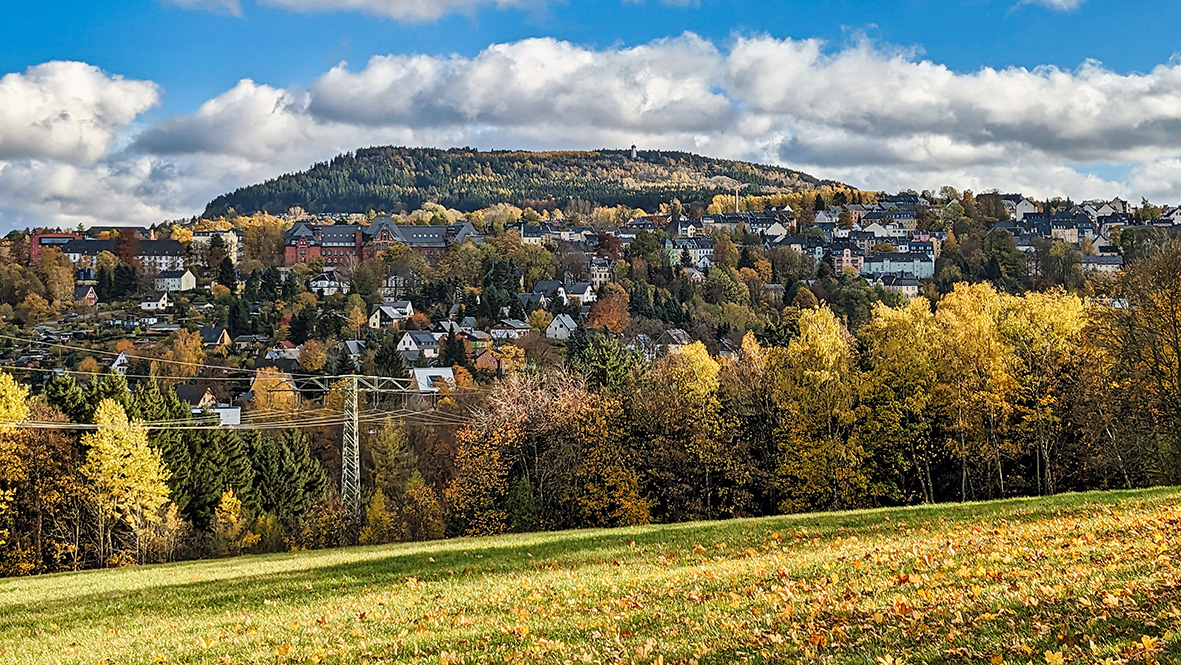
[862,253,935,279]
[199,326,232,349]
[490,319,532,340]
[565,283,597,305]
[139,291,171,312]
[309,269,342,296]
[545,314,578,340]
[191,230,243,265]
[588,258,614,289]
[283,218,479,266]
[154,269,197,293]
[1082,254,1124,274]
[413,367,456,393]
[73,285,98,308]
[369,301,415,329]
[62,238,187,272]
[397,330,440,359]
[30,232,82,264]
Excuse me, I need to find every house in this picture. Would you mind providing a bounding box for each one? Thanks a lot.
[658,328,692,353]
[175,385,217,410]
[283,218,479,266]
[397,330,440,359]
[474,350,506,374]
[412,367,456,393]
[490,319,532,340]
[588,257,614,289]
[154,269,196,293]
[862,253,935,279]
[191,229,243,265]
[199,326,232,348]
[460,330,492,354]
[1082,254,1124,274]
[545,314,578,341]
[830,244,865,274]
[532,280,567,305]
[73,285,98,308]
[520,226,545,246]
[1000,195,1040,221]
[381,267,420,300]
[310,269,342,296]
[110,351,131,374]
[139,291,171,312]
[234,334,265,351]
[368,301,415,329]
[877,275,923,299]
[62,238,187,272]
[565,282,597,305]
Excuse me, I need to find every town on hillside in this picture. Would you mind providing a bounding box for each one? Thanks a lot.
[0,189,1161,402]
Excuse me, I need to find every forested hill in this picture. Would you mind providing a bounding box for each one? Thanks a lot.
[202,147,839,217]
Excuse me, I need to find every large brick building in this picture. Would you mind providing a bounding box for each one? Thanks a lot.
[283,217,479,267]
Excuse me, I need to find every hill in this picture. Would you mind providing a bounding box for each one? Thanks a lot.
[202,147,840,218]
[2,488,1179,664]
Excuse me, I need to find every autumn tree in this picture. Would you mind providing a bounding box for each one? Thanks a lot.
[82,400,170,564]
[587,283,631,335]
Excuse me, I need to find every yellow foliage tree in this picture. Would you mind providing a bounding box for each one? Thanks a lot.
[82,399,170,564]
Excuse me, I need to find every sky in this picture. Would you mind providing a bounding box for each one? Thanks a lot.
[3,0,1181,229]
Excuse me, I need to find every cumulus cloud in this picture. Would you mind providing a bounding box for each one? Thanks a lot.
[16,33,1181,229]
[0,61,160,163]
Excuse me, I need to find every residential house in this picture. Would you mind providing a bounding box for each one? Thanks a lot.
[588,258,614,289]
[545,314,578,340]
[1082,254,1124,274]
[460,330,492,354]
[73,285,98,308]
[658,328,692,353]
[862,253,935,279]
[490,319,532,340]
[200,326,232,349]
[154,269,197,293]
[63,238,187,272]
[139,291,171,312]
[830,244,865,274]
[397,330,441,359]
[532,280,567,305]
[413,367,456,393]
[1000,195,1040,221]
[368,301,415,329]
[381,267,420,300]
[565,282,597,305]
[877,275,923,299]
[310,269,342,296]
[175,385,217,410]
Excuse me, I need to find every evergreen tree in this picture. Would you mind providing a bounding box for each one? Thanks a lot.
[45,374,89,423]
[217,257,237,290]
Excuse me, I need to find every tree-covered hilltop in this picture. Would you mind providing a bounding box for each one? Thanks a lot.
[203,147,839,217]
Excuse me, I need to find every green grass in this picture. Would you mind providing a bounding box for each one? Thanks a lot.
[3,488,1180,664]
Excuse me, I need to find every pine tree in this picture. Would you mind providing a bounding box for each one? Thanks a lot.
[45,374,89,423]
[217,257,237,290]
[221,431,258,515]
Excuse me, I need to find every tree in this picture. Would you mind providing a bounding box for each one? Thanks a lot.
[998,290,1086,495]
[586,284,631,335]
[351,261,378,297]
[934,283,1018,500]
[212,489,259,557]
[114,229,140,267]
[217,257,237,291]
[0,372,29,433]
[81,400,170,564]
[299,340,328,372]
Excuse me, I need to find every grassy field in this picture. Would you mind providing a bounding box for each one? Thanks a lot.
[2,489,1180,665]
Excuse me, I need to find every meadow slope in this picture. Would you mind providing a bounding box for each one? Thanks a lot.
[2,488,1179,665]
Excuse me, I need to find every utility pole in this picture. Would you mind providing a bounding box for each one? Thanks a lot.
[341,374,361,508]
[267,374,418,511]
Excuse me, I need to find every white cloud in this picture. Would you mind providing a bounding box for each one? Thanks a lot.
[1021,0,1085,10]
[163,0,243,16]
[16,33,1181,229]
[0,62,159,163]
[260,0,545,22]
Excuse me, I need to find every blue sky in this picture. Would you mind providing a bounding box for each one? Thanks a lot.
[2,0,1181,228]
